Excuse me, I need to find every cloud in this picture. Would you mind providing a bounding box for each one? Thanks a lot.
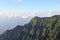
[0,10,60,19]
[16,0,22,2]
[22,13,36,19]
[46,10,60,17]
[39,12,52,17]
[45,12,52,17]
[37,10,60,17]
[0,12,36,19]
[51,10,60,15]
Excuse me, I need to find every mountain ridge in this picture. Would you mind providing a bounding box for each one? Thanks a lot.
[0,15,60,40]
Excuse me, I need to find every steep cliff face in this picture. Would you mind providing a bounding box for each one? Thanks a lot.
[0,15,60,40]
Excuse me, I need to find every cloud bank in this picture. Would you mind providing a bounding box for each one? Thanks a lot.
[0,10,60,19]
[0,12,36,19]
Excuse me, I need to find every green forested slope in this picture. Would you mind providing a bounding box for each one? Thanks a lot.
[0,15,60,40]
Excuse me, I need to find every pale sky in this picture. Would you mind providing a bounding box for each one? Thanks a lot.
[0,0,60,18]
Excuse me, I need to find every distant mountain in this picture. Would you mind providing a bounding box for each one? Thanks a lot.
[0,15,60,40]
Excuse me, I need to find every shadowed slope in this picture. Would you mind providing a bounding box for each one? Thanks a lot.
[0,15,60,40]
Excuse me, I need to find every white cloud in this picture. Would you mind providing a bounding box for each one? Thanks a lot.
[45,12,52,17]
[40,12,52,17]
[0,10,60,19]
[0,12,36,19]
[16,0,22,2]
[37,10,60,17]
[21,13,36,19]
[46,10,60,17]
[22,16,27,19]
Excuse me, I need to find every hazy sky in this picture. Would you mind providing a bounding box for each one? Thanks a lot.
[0,0,60,18]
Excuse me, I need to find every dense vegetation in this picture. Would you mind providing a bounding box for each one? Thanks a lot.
[0,15,60,40]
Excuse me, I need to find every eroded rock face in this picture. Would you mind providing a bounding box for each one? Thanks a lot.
[0,15,60,40]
